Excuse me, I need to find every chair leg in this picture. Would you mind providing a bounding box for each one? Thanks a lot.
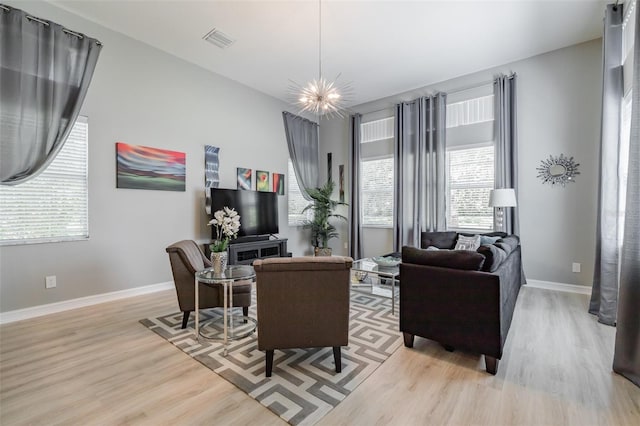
[265,350,274,377]
[181,311,190,329]
[333,346,342,373]
[403,332,415,348]
[485,356,499,375]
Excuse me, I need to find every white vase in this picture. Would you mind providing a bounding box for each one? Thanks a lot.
[211,251,228,274]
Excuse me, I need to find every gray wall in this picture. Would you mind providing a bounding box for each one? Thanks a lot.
[331,39,603,287]
[0,1,306,312]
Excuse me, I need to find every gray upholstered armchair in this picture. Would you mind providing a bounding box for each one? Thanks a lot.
[165,240,251,329]
[253,256,353,377]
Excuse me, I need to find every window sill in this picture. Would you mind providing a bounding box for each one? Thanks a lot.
[362,224,393,229]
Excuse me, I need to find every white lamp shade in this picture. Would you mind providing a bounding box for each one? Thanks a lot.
[489,188,517,207]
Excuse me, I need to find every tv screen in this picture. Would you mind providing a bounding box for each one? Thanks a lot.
[210,188,279,238]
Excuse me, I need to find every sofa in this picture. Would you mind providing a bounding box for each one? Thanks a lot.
[399,231,523,374]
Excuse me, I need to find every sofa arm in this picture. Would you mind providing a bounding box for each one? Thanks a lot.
[399,263,503,359]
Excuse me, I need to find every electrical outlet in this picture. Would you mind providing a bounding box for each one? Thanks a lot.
[45,275,56,289]
[344,242,348,249]
[572,263,581,273]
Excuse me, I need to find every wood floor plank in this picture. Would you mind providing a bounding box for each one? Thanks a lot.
[1,286,639,425]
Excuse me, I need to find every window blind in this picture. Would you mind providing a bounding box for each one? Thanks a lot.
[287,159,310,226]
[0,117,89,245]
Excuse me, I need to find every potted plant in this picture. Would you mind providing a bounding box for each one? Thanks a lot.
[208,206,241,273]
[302,180,347,256]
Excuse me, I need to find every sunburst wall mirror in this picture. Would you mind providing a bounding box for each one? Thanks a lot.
[536,154,580,187]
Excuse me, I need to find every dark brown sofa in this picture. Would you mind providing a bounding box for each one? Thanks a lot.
[399,232,523,374]
[253,256,353,377]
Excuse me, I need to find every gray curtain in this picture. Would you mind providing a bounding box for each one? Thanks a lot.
[348,114,363,259]
[494,73,520,235]
[0,4,102,184]
[613,0,640,388]
[590,4,624,326]
[393,94,447,252]
[282,111,319,200]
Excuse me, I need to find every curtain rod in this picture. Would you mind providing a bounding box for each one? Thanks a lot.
[0,4,102,46]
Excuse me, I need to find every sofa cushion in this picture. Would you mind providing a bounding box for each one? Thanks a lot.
[475,235,520,272]
[476,244,507,272]
[420,231,458,249]
[402,246,485,271]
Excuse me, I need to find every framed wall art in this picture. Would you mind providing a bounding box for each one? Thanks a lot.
[116,142,185,191]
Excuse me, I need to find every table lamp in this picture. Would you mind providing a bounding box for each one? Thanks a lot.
[488,188,517,231]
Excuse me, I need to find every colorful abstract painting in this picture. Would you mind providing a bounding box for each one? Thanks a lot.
[237,167,252,190]
[116,142,185,191]
[273,173,285,195]
[256,170,269,192]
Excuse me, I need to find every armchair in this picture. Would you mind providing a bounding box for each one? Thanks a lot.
[253,256,353,377]
[165,240,251,329]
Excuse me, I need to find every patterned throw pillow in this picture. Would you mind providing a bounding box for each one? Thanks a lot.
[454,234,482,251]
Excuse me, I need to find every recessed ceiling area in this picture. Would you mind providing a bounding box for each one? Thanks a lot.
[51,0,607,107]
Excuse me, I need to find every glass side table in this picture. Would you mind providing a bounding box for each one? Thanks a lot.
[351,258,400,315]
[194,264,256,356]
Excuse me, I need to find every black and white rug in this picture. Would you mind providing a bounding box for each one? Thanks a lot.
[140,290,401,425]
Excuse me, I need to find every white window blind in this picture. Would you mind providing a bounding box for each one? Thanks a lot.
[446,95,494,128]
[287,159,310,226]
[361,117,394,143]
[0,117,89,245]
[446,145,494,231]
[361,157,394,226]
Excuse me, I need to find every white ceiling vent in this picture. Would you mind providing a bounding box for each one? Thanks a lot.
[203,28,235,49]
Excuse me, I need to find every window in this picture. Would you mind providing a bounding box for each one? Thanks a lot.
[360,115,395,227]
[361,157,394,226]
[446,145,494,231]
[287,159,310,226]
[0,117,89,245]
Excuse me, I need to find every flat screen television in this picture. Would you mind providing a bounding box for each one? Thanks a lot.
[210,188,279,240]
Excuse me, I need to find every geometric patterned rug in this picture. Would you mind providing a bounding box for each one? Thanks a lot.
[140,289,402,426]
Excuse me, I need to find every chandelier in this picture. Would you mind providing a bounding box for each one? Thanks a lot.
[289,0,352,118]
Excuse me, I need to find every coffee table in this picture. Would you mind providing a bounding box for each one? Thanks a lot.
[194,264,257,355]
[351,258,400,315]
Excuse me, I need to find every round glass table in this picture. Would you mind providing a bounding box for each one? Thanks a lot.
[194,264,256,355]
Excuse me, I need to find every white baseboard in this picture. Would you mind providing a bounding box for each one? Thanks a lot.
[526,279,592,295]
[0,281,174,325]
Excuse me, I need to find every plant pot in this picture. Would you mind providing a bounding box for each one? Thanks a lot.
[211,251,228,274]
[314,247,332,257]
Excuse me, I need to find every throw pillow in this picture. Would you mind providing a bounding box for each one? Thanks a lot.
[454,235,481,251]
[425,246,440,251]
[480,235,501,246]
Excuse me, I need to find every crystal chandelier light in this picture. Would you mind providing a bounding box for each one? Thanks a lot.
[290,0,351,118]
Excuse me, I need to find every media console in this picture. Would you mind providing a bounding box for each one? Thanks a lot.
[227,238,289,265]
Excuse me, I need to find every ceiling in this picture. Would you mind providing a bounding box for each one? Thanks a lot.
[51,0,608,107]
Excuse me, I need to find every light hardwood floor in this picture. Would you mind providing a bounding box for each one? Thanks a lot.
[1,286,639,425]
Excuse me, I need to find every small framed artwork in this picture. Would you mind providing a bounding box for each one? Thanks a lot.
[116,142,185,191]
[256,170,270,192]
[237,167,252,190]
[273,173,285,195]
[339,164,345,202]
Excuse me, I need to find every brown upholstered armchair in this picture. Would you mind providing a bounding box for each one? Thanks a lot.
[165,240,252,329]
[253,256,353,377]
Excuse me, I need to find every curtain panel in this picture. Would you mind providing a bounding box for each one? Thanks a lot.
[494,73,521,236]
[282,111,319,200]
[590,4,624,326]
[393,94,447,252]
[613,0,640,388]
[0,4,102,184]
[348,114,363,260]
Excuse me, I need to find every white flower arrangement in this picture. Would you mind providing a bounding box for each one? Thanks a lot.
[208,207,241,253]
